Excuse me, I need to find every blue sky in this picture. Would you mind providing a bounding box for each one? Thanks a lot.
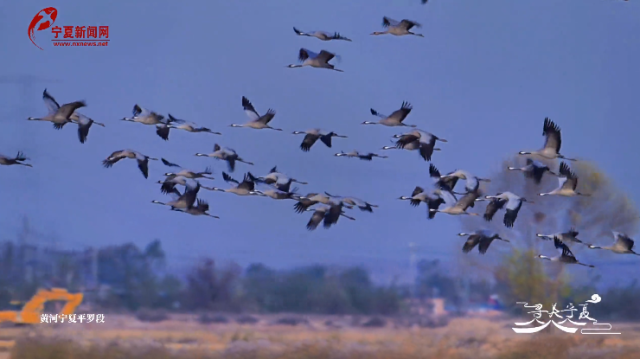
[1,0,638,283]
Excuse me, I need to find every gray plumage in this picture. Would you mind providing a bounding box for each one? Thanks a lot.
[287,48,344,72]
[364,101,415,127]
[195,144,253,172]
[27,89,86,130]
[538,238,594,267]
[102,149,158,179]
[0,152,32,167]
[293,27,352,42]
[518,118,577,161]
[371,17,424,37]
[292,129,347,152]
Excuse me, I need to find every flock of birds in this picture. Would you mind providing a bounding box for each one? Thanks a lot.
[2,8,638,271]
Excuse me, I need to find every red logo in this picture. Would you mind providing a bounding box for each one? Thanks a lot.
[28,7,58,50]
[28,7,109,49]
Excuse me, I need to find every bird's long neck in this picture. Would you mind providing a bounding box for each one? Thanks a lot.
[539,255,551,261]
[362,121,378,125]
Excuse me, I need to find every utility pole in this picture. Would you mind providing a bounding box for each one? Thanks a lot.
[92,247,98,289]
[408,242,418,298]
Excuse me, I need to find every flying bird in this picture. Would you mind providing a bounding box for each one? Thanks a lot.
[539,162,589,197]
[248,166,308,187]
[519,118,577,161]
[151,181,202,210]
[70,112,105,144]
[483,192,533,228]
[0,152,32,167]
[323,192,378,212]
[538,238,594,267]
[371,17,424,37]
[287,48,343,72]
[398,186,445,219]
[293,27,352,42]
[195,144,253,172]
[393,129,447,161]
[482,197,507,222]
[588,232,639,255]
[508,158,557,184]
[102,149,158,179]
[364,102,416,127]
[121,104,184,141]
[171,198,220,219]
[382,139,441,161]
[292,129,347,152]
[428,164,457,198]
[161,158,214,178]
[304,204,355,231]
[166,114,222,135]
[157,175,189,196]
[536,229,585,245]
[27,89,86,129]
[458,230,510,254]
[429,188,480,216]
[250,183,300,200]
[208,172,262,196]
[439,169,491,195]
[229,96,281,131]
[334,150,388,161]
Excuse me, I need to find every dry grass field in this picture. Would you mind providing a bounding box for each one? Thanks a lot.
[2,314,640,359]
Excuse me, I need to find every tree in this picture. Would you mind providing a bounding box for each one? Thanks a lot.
[459,155,639,309]
[184,258,242,311]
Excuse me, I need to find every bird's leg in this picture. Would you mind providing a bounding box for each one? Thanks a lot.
[558,154,578,161]
[340,213,356,220]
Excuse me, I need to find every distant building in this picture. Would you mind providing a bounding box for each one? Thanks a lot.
[406,297,448,317]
